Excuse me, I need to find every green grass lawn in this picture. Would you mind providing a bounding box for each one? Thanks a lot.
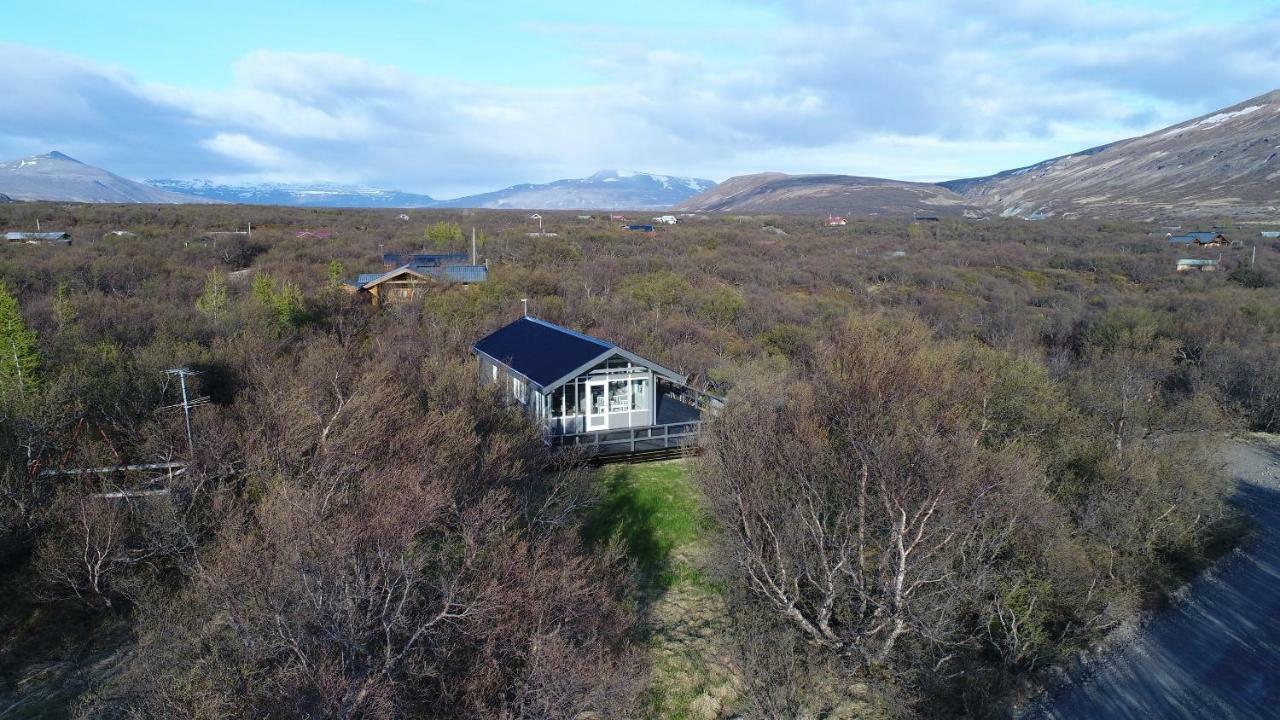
[582,460,736,719]
[583,460,714,591]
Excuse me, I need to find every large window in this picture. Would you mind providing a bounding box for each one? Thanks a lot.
[631,378,648,410]
[609,380,630,412]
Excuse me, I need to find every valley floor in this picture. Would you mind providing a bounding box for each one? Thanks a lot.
[1025,436,1280,719]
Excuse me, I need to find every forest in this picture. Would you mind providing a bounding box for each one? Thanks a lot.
[1,202,1278,719]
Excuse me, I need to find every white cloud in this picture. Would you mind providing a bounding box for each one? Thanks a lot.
[200,133,293,169]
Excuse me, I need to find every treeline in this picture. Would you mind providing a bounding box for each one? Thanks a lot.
[0,202,1276,717]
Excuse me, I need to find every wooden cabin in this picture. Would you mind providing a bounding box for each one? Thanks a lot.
[343,262,487,307]
[473,316,714,455]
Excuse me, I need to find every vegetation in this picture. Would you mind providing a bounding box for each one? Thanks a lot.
[0,202,1276,718]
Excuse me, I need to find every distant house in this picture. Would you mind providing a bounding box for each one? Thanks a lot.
[610,214,628,222]
[5,231,70,245]
[1261,231,1280,238]
[653,215,678,225]
[1176,258,1219,272]
[106,230,136,238]
[623,224,655,233]
[473,316,715,455]
[296,229,333,239]
[1168,234,1194,245]
[344,252,486,306]
[397,214,411,221]
[1187,231,1230,246]
[913,214,940,222]
[825,216,847,227]
[381,252,468,268]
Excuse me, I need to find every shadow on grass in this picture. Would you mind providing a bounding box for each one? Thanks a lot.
[581,462,707,596]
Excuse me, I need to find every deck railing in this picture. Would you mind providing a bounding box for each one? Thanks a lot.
[549,420,704,455]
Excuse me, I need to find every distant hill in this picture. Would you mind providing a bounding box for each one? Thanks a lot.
[437,170,716,210]
[943,89,1280,220]
[146,179,438,208]
[146,170,714,210]
[675,172,973,216]
[0,152,219,204]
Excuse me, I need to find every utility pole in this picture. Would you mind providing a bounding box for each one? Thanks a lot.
[521,298,528,317]
[163,368,209,458]
[1252,242,1257,267]
[247,220,252,238]
[471,227,477,264]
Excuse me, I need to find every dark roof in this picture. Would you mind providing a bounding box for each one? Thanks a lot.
[1168,235,1195,244]
[624,224,655,232]
[474,317,612,388]
[382,252,469,267]
[1187,231,1219,240]
[473,316,685,390]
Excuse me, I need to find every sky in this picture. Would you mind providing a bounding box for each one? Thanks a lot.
[2,0,1278,197]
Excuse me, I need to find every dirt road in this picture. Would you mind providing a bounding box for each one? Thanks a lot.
[1026,439,1280,719]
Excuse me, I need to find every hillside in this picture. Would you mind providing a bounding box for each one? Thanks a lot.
[0,152,219,204]
[944,89,1280,220]
[675,172,973,216]
[147,179,438,208]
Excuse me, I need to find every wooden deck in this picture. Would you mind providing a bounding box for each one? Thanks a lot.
[548,392,707,459]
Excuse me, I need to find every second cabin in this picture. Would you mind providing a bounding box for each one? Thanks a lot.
[473,316,715,455]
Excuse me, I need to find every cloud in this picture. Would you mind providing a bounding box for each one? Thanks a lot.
[200,133,293,169]
[0,2,1278,195]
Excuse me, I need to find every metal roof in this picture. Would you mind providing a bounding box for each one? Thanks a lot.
[1168,235,1195,244]
[1186,231,1219,240]
[353,263,487,289]
[382,252,469,267]
[473,316,685,391]
[6,231,70,241]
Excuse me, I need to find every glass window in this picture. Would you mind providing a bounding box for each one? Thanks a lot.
[512,377,527,404]
[550,387,564,418]
[609,380,629,412]
[590,383,606,415]
[566,383,580,415]
[631,378,648,410]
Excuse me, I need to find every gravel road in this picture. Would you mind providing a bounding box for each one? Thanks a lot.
[1026,438,1280,719]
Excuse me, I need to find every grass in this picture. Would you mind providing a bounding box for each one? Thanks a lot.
[582,460,737,719]
[583,460,713,591]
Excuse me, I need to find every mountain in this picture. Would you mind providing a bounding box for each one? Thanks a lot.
[146,179,438,208]
[436,170,716,210]
[0,151,219,204]
[675,172,973,216]
[943,89,1280,220]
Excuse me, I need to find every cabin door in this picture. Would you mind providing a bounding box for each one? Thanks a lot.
[586,381,608,431]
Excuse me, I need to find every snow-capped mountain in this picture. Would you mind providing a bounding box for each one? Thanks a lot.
[145,171,714,210]
[0,151,220,204]
[145,179,438,208]
[436,170,717,210]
